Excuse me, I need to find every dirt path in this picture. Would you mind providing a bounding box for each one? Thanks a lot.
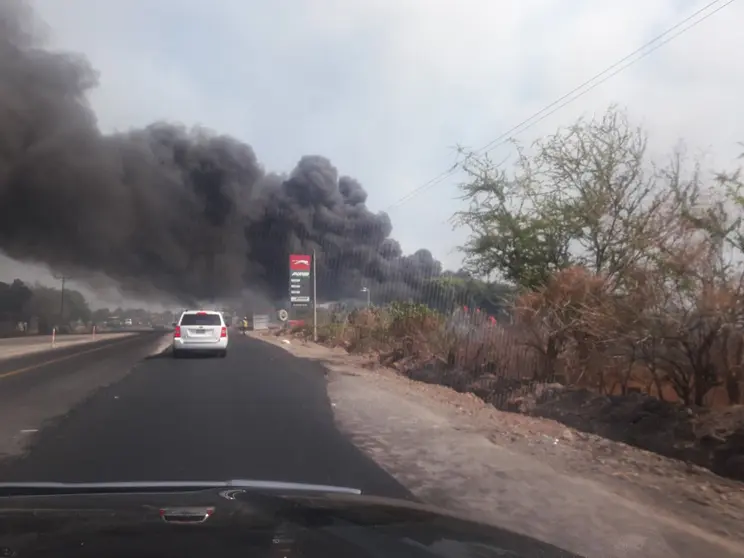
[252,332,744,558]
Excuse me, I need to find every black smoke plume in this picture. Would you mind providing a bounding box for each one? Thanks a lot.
[0,1,445,305]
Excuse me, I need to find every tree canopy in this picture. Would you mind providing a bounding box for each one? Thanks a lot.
[453,105,744,406]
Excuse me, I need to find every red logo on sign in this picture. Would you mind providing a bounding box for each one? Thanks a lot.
[289,254,311,271]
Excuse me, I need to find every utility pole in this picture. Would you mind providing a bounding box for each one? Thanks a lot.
[312,249,318,342]
[361,286,371,307]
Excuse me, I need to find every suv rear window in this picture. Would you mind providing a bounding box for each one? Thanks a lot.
[180,313,222,326]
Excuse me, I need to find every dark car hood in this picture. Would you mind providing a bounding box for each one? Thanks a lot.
[0,480,582,557]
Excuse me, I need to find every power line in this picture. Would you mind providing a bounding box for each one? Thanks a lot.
[386,0,736,210]
[388,0,731,209]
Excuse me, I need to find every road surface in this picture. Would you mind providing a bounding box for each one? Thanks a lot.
[0,332,137,360]
[0,333,412,500]
[0,332,740,557]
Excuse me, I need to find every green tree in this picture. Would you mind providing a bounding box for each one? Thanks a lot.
[27,285,91,327]
[422,272,513,317]
[454,106,673,292]
[0,279,33,322]
[63,289,91,322]
[92,308,111,324]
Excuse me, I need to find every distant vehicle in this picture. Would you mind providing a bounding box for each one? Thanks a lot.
[124,318,133,326]
[172,310,228,359]
[105,319,122,329]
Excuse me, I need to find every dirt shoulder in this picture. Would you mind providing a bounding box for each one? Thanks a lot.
[252,331,744,558]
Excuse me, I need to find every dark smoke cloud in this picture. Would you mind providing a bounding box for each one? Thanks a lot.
[0,1,444,305]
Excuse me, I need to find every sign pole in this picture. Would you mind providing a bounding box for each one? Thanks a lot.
[288,252,313,326]
[312,249,318,342]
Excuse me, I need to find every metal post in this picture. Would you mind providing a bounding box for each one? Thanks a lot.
[312,249,318,342]
[361,287,370,307]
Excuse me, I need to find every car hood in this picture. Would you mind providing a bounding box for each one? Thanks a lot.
[0,480,582,557]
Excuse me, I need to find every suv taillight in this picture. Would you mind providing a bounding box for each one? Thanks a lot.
[220,326,227,338]
[174,326,181,338]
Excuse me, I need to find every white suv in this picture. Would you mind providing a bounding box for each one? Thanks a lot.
[172,310,229,358]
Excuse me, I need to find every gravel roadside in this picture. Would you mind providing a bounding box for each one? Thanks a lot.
[253,332,744,558]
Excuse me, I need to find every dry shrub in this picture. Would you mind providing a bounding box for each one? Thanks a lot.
[293,263,744,411]
[513,267,614,384]
[345,307,391,353]
[291,202,744,413]
[439,315,540,379]
[279,109,744,477]
[286,267,744,479]
[295,299,541,387]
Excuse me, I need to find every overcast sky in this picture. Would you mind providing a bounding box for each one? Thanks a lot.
[2,0,742,307]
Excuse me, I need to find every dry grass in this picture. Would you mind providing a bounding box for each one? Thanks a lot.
[282,296,744,482]
[289,299,744,407]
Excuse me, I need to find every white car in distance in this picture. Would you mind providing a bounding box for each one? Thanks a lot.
[172,310,228,358]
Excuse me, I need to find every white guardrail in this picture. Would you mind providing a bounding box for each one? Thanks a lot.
[251,314,270,331]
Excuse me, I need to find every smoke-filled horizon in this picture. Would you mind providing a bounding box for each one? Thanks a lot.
[0,1,452,305]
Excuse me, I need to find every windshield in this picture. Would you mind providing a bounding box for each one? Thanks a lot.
[0,2,742,558]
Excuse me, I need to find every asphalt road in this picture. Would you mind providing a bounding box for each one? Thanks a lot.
[0,330,150,348]
[0,334,413,500]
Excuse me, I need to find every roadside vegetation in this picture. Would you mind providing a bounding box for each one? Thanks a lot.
[285,106,744,481]
[0,280,171,335]
[0,279,92,335]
